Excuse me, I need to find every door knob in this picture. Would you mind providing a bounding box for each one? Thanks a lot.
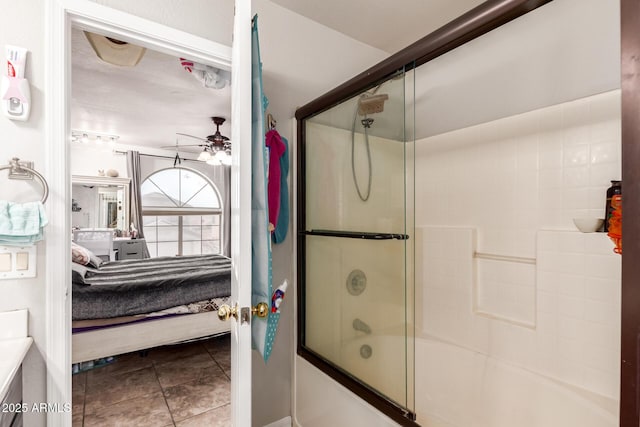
[251,302,269,318]
[217,303,238,321]
[217,302,269,322]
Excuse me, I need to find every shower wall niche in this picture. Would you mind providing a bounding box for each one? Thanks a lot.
[297,70,416,424]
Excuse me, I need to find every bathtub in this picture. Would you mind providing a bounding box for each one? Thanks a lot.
[336,335,618,427]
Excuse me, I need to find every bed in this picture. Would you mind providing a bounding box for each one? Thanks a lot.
[71,251,231,363]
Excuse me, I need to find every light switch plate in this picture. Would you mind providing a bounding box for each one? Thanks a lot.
[0,253,11,272]
[15,252,28,270]
[0,246,36,279]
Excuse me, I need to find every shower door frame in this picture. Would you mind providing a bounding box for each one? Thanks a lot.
[619,1,640,426]
[295,0,554,425]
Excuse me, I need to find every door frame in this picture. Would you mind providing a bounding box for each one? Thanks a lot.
[44,1,251,425]
[620,0,640,425]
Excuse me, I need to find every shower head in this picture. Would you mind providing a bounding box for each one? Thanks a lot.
[358,93,389,116]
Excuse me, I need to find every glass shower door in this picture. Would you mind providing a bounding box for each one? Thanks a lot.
[299,69,415,421]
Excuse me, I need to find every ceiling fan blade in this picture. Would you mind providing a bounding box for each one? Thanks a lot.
[159,144,206,149]
[176,132,208,142]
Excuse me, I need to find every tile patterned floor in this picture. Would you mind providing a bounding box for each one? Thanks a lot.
[73,334,232,427]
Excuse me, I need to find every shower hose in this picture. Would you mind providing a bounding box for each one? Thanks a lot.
[351,100,373,202]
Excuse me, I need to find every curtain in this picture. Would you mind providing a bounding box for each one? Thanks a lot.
[211,164,231,257]
[126,150,150,258]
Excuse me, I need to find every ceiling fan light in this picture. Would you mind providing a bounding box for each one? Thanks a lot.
[81,134,89,144]
[221,153,232,166]
[214,150,227,162]
[198,150,211,161]
[206,157,220,165]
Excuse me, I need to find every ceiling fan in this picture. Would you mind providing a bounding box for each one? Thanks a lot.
[163,117,232,165]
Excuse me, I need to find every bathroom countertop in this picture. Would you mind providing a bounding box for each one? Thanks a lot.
[0,337,32,402]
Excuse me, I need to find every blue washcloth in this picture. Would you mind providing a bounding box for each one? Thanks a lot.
[0,201,48,245]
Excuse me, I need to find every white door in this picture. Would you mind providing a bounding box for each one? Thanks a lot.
[230,0,253,426]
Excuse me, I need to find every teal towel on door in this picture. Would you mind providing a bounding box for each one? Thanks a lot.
[0,201,48,245]
[251,15,274,361]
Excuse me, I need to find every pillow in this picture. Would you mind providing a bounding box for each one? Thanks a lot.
[71,242,90,265]
[71,262,88,285]
[87,251,103,269]
[71,242,102,268]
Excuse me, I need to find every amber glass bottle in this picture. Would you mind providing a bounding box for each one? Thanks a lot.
[604,180,622,232]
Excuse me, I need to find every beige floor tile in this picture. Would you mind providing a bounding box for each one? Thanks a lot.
[148,341,208,365]
[72,398,85,422]
[83,392,172,427]
[164,375,231,422]
[84,367,162,415]
[72,372,87,393]
[72,372,86,423]
[213,353,231,377]
[204,335,231,378]
[72,410,84,427]
[155,352,223,389]
[73,336,232,426]
[176,404,231,427]
[86,351,153,380]
[203,334,230,357]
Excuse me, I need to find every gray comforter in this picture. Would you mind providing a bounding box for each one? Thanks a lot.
[72,254,231,320]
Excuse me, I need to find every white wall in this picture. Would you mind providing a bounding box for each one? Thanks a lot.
[89,0,234,47]
[0,2,49,425]
[70,143,128,177]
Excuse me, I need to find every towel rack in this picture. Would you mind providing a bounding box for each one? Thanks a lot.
[0,158,49,203]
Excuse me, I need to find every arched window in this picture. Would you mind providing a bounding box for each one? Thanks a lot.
[141,167,223,257]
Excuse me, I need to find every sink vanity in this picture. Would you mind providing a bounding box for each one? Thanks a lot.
[0,309,32,427]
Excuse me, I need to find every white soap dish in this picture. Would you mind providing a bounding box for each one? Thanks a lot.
[572,218,604,233]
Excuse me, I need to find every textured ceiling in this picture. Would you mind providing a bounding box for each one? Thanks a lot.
[71,28,231,152]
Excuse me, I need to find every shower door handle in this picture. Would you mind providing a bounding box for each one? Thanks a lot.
[217,302,269,323]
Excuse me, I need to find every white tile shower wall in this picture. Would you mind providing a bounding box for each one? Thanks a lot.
[416,90,621,400]
[476,259,536,326]
[537,231,620,398]
[418,227,490,354]
[416,90,620,254]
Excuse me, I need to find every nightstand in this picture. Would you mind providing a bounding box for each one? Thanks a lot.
[113,238,146,260]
